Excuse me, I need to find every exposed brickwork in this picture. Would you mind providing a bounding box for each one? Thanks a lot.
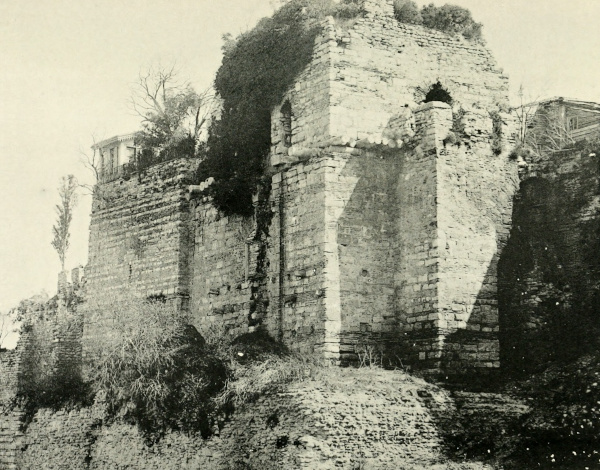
[6,369,522,470]
[0,290,84,470]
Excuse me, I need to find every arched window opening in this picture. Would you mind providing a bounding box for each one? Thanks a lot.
[281,101,292,148]
[424,81,453,104]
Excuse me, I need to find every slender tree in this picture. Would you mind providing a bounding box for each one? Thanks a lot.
[51,175,78,271]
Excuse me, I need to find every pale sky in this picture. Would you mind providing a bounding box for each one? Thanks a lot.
[1,0,600,317]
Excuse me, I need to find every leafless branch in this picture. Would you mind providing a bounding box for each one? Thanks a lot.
[512,85,575,159]
[130,64,216,153]
[0,313,9,349]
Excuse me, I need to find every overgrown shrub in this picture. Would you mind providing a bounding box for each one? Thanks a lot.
[394,2,483,41]
[86,297,318,440]
[393,0,422,25]
[421,3,483,40]
[197,0,365,216]
[88,299,228,439]
[490,110,504,155]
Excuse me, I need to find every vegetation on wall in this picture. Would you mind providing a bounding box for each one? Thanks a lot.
[196,0,365,215]
[131,67,214,172]
[393,1,483,41]
[490,110,505,155]
[87,299,227,439]
[82,296,317,441]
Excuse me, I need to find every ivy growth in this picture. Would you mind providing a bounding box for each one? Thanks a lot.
[196,0,365,216]
[490,110,504,155]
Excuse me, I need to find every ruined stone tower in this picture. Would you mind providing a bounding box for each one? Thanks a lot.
[260,0,519,371]
[84,0,520,374]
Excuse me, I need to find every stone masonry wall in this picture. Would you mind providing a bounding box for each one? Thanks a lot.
[0,408,24,470]
[266,159,328,356]
[0,350,20,404]
[0,291,84,470]
[327,0,509,142]
[266,101,518,369]
[326,149,399,362]
[270,18,334,164]
[82,158,198,367]
[393,105,441,368]
[435,107,519,373]
[271,0,510,160]
[188,201,255,338]
[0,347,24,470]
[499,145,600,373]
[265,0,516,369]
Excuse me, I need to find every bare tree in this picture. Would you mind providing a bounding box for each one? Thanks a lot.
[512,86,575,159]
[51,175,78,271]
[513,84,539,148]
[525,104,576,155]
[130,65,215,157]
[0,312,11,350]
[78,133,104,196]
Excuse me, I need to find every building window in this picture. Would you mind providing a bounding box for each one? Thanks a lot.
[281,101,292,147]
[109,148,115,172]
[567,116,579,131]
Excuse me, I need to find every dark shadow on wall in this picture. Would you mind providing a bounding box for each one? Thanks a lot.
[497,173,600,377]
[439,254,502,388]
[335,148,403,364]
